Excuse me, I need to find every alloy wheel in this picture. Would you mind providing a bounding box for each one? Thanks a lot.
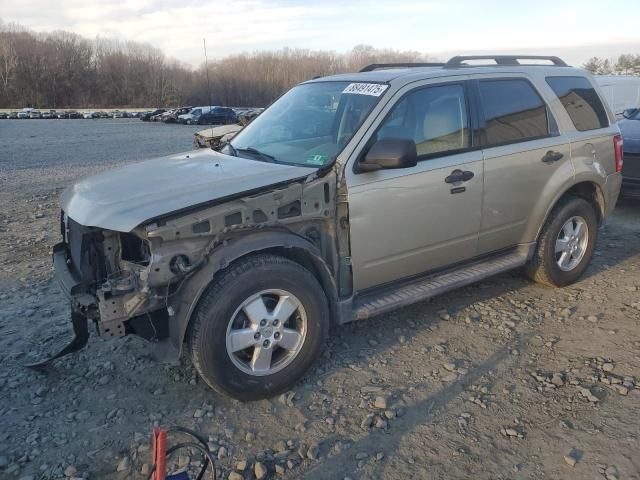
[555,216,589,271]
[225,289,307,376]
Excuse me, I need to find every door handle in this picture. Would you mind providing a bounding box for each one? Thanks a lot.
[445,169,474,184]
[541,150,564,164]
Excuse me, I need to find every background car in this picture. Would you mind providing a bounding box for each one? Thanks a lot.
[42,110,55,119]
[140,109,165,121]
[178,106,213,124]
[158,109,176,123]
[29,110,42,119]
[595,75,640,117]
[197,107,237,125]
[619,108,640,196]
[234,107,263,125]
[160,106,192,123]
[0,112,7,119]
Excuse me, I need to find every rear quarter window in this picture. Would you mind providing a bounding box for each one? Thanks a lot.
[546,76,609,131]
[478,79,549,146]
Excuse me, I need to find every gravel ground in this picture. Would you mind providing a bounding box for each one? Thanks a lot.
[1,120,639,480]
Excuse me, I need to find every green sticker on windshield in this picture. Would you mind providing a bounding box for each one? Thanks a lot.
[305,154,328,166]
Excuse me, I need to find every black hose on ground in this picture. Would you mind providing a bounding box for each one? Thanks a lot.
[145,426,216,480]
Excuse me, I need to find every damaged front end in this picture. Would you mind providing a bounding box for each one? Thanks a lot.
[29,213,174,368]
[33,170,338,368]
[51,212,203,339]
[193,124,243,149]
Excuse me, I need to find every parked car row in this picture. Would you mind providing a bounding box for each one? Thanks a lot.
[140,106,263,125]
[0,109,146,119]
[1,106,264,125]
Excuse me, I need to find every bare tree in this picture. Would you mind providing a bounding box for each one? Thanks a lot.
[583,57,613,74]
[0,20,443,108]
[0,31,18,103]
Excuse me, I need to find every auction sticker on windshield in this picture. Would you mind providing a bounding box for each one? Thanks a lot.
[305,154,329,166]
[342,83,388,96]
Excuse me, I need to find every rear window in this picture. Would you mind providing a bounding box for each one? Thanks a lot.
[478,79,549,146]
[546,76,609,131]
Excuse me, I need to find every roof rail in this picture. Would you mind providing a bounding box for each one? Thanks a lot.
[445,55,568,67]
[360,62,446,72]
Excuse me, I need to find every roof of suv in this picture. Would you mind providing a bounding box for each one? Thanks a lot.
[305,55,587,87]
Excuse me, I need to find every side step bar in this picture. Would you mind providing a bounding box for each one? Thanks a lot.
[352,248,530,321]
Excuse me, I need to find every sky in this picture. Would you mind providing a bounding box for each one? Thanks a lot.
[1,0,639,67]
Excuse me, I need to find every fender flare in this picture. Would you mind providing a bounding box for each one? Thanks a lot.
[534,176,606,241]
[153,229,337,363]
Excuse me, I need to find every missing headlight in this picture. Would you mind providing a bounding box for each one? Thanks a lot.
[119,233,151,266]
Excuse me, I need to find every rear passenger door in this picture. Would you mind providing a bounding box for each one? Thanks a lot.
[474,76,572,254]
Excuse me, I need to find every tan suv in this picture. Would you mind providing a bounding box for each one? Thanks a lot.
[42,55,623,400]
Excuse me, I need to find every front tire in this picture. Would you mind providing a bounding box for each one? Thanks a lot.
[188,254,329,401]
[526,197,598,287]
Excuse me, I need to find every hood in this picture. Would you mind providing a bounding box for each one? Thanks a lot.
[61,149,315,232]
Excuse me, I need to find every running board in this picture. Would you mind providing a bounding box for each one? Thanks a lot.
[353,249,529,321]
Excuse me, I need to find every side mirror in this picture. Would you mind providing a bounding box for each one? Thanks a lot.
[623,108,639,119]
[358,138,418,172]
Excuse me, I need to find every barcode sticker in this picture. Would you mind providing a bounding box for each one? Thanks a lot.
[342,83,388,96]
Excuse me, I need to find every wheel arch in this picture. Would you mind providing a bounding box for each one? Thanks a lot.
[154,230,338,363]
[534,180,605,241]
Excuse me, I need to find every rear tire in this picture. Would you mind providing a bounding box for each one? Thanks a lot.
[188,254,329,401]
[525,196,598,287]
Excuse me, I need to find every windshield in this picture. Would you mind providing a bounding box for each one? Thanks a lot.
[226,81,387,167]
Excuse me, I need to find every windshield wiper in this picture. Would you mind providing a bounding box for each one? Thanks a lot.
[235,146,276,163]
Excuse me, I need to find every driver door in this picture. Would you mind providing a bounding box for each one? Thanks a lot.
[346,80,484,291]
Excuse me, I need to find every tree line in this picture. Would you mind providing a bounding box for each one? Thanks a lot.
[583,54,640,75]
[4,18,637,110]
[0,20,427,109]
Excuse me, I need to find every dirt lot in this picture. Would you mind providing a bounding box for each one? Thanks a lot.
[1,119,639,480]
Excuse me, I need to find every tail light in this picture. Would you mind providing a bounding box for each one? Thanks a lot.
[613,134,624,172]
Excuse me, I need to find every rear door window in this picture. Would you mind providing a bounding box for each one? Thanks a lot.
[478,79,549,146]
[546,76,609,131]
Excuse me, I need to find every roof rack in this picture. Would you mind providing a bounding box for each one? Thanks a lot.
[360,62,446,72]
[444,55,568,67]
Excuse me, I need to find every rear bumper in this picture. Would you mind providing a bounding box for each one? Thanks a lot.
[622,152,640,195]
[621,178,640,196]
[622,171,640,196]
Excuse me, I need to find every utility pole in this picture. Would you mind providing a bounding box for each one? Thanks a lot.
[203,38,212,107]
